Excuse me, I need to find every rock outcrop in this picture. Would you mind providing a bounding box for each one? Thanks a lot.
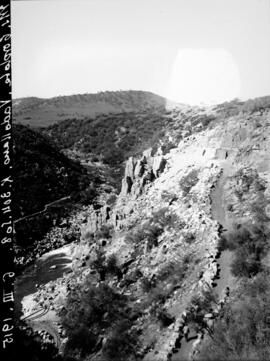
[83,148,167,235]
[121,148,167,197]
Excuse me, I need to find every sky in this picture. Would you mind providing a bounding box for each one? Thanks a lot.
[11,0,270,105]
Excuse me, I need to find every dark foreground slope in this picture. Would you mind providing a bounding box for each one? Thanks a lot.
[13,124,94,219]
[13,124,103,257]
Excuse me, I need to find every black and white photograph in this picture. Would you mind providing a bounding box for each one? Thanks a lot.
[1,0,270,360]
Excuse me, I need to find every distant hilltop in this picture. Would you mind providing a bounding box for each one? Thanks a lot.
[12,90,182,127]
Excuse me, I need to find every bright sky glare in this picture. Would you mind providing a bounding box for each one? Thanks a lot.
[167,49,241,105]
[11,0,270,105]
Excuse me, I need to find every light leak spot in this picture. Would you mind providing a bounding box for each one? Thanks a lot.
[166,48,241,105]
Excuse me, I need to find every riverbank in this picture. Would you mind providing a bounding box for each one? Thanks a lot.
[15,243,74,318]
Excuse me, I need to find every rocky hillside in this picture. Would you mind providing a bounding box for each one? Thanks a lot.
[13,90,180,127]
[17,96,270,361]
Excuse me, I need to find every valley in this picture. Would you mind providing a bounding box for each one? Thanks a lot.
[13,92,270,361]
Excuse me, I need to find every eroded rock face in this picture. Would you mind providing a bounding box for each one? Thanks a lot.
[121,148,167,197]
[153,156,167,178]
[84,204,112,234]
[82,147,168,235]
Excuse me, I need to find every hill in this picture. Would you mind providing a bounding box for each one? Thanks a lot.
[15,95,270,361]
[14,94,270,361]
[13,90,179,127]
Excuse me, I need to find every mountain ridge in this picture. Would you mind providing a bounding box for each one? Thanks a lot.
[13,90,182,127]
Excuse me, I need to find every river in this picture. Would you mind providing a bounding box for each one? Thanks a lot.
[15,244,73,318]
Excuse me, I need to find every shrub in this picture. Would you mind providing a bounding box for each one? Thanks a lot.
[103,320,138,361]
[191,289,219,313]
[242,96,270,114]
[198,270,270,361]
[185,232,196,244]
[92,249,107,280]
[161,141,176,155]
[64,326,96,358]
[225,224,268,278]
[125,221,162,248]
[107,194,117,206]
[151,207,179,229]
[96,224,113,239]
[106,253,122,279]
[82,230,94,242]
[231,248,262,278]
[61,281,127,335]
[140,276,154,292]
[161,190,178,204]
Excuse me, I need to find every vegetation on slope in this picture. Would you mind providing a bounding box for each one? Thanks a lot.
[13,124,102,255]
[13,124,96,219]
[58,207,191,361]
[199,167,270,360]
[42,111,177,166]
[13,90,169,127]
[198,269,270,361]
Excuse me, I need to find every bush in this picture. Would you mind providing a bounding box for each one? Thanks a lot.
[96,224,113,239]
[242,96,270,114]
[125,221,162,248]
[64,326,96,358]
[106,253,122,279]
[92,249,107,280]
[185,232,196,244]
[61,281,127,336]
[190,289,219,313]
[151,207,179,229]
[198,271,270,361]
[224,224,269,278]
[82,230,94,242]
[103,320,138,361]
[140,276,155,292]
[126,208,180,247]
[161,141,176,155]
[231,248,262,278]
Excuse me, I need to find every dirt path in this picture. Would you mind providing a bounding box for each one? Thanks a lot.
[171,160,235,361]
[210,160,235,295]
[14,195,71,224]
